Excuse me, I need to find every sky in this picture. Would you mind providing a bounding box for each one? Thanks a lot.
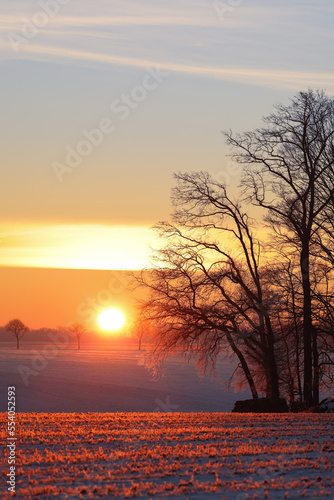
[1,0,334,327]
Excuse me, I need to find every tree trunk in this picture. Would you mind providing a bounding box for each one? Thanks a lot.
[312,326,319,405]
[226,331,258,399]
[264,318,280,400]
[139,337,142,351]
[267,355,280,399]
[300,244,313,407]
[78,336,80,350]
[282,328,295,405]
[295,328,303,403]
[290,278,303,402]
[16,336,19,349]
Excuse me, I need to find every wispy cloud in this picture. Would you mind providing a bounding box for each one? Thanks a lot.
[1,14,225,29]
[2,1,334,92]
[2,39,333,92]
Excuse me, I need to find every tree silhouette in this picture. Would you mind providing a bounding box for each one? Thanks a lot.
[132,322,146,351]
[136,172,281,400]
[127,311,151,351]
[5,319,29,349]
[135,90,334,408]
[224,89,334,407]
[66,322,86,350]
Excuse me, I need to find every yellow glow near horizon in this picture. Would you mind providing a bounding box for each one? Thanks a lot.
[97,308,126,331]
[0,222,268,271]
[0,224,158,270]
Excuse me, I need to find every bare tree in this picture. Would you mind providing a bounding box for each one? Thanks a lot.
[224,89,334,406]
[136,172,282,400]
[310,263,334,393]
[131,320,147,351]
[267,255,304,405]
[66,322,86,350]
[5,319,29,349]
[135,90,334,408]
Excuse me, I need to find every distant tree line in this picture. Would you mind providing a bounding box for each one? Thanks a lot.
[2,320,87,350]
[136,90,334,409]
[2,320,143,350]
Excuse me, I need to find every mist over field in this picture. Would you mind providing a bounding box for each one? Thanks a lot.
[0,345,247,413]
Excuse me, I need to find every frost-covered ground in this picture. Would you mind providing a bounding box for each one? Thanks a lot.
[0,345,250,412]
[0,413,333,499]
[1,347,333,498]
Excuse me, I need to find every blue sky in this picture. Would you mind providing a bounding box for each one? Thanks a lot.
[0,0,334,268]
[2,1,334,86]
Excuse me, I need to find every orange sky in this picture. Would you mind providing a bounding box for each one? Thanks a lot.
[0,267,139,331]
[1,2,332,330]
[0,225,154,330]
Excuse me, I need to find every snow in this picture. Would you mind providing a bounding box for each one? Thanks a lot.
[0,344,250,412]
[1,346,333,499]
[0,413,333,499]
[319,399,334,413]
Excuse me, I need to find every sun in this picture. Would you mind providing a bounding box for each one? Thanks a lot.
[97,308,126,332]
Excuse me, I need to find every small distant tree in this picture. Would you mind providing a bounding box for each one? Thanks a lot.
[132,321,148,351]
[66,322,86,350]
[127,312,150,350]
[133,324,145,350]
[5,319,29,349]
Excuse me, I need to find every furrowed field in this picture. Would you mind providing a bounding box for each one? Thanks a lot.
[1,413,333,499]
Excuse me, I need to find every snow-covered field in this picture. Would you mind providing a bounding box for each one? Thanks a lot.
[1,347,334,498]
[1,412,333,499]
[0,344,250,412]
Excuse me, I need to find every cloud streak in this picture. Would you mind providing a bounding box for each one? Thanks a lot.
[2,39,334,92]
[2,1,334,93]
[1,14,225,29]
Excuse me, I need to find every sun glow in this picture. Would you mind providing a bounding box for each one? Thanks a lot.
[0,224,156,270]
[97,308,126,331]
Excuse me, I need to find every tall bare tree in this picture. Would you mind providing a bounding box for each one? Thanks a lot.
[137,172,281,400]
[224,89,334,406]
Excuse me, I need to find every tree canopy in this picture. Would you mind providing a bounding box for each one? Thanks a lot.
[5,319,29,349]
[136,90,334,408]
